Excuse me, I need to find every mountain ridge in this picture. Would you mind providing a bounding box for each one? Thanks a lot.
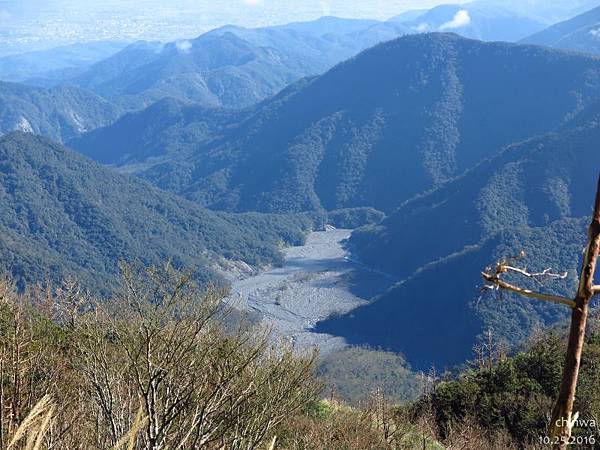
[72,33,600,215]
[522,5,600,55]
[69,18,408,110]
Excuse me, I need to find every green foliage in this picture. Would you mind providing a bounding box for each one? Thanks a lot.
[419,328,600,448]
[0,132,313,293]
[326,208,385,229]
[317,346,423,405]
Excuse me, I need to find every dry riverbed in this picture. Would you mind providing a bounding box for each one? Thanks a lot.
[224,229,395,355]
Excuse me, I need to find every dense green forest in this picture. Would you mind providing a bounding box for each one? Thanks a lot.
[317,346,423,405]
[0,132,314,293]
[70,96,249,165]
[413,322,600,449]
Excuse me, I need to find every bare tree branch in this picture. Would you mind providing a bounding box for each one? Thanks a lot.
[481,272,575,308]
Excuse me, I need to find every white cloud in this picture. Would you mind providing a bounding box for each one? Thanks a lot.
[439,10,471,31]
[414,23,429,32]
[590,28,600,38]
[242,0,262,5]
[175,39,192,53]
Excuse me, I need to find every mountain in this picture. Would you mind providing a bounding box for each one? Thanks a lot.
[0,41,129,86]
[0,132,313,293]
[72,33,600,215]
[69,18,408,110]
[69,97,248,165]
[522,5,600,55]
[488,0,600,24]
[64,8,557,111]
[271,16,379,35]
[396,2,546,41]
[319,107,600,369]
[390,10,429,23]
[0,82,122,142]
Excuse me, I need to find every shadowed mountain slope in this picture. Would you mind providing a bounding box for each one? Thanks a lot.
[323,109,600,368]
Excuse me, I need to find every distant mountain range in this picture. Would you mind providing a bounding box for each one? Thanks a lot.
[0,82,122,141]
[0,3,591,118]
[58,7,550,110]
[71,33,600,216]
[0,132,312,293]
[0,7,573,123]
[522,5,600,55]
[67,17,408,110]
[0,41,129,86]
[490,0,600,24]
[394,2,546,41]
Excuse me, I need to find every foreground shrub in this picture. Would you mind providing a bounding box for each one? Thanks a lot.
[0,265,318,449]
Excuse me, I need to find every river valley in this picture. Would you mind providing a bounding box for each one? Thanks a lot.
[224,229,397,355]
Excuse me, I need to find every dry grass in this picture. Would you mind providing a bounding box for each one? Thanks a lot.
[111,407,148,450]
[7,395,54,450]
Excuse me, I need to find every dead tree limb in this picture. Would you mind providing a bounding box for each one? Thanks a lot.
[481,272,575,308]
[549,175,600,448]
[482,173,600,450]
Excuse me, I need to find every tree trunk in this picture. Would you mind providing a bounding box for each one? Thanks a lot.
[550,174,600,449]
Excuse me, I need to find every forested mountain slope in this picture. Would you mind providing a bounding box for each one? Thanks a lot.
[321,109,600,368]
[70,96,250,165]
[73,33,600,214]
[0,82,122,142]
[0,132,312,293]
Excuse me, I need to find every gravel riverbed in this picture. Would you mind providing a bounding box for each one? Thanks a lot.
[224,229,394,355]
